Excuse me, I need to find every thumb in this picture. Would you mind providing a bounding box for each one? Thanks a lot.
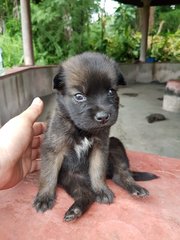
[20,97,44,124]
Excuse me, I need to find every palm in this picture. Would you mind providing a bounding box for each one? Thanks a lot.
[0,97,44,189]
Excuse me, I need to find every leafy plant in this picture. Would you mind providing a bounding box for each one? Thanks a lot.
[155,6,180,33]
[0,32,23,67]
[0,1,180,68]
[31,0,99,64]
[150,30,180,62]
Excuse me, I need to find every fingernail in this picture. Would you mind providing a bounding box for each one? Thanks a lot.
[32,97,42,105]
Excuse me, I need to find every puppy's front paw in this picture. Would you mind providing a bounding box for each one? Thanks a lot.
[129,184,149,197]
[96,187,115,204]
[33,192,55,212]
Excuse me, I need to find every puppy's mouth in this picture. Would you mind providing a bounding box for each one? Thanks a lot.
[69,109,118,132]
[74,117,117,132]
[100,119,108,124]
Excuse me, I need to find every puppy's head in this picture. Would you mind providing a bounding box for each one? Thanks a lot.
[53,52,125,132]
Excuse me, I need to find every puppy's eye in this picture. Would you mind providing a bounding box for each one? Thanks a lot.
[108,89,116,96]
[74,93,87,102]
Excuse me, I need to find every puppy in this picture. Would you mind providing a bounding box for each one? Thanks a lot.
[33,52,157,221]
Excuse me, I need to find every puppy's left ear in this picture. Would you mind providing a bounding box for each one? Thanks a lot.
[117,71,126,86]
[53,65,65,91]
[114,63,126,86]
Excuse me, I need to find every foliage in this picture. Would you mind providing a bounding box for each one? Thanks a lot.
[31,0,99,64]
[149,30,180,62]
[0,32,23,67]
[106,30,141,62]
[83,5,140,62]
[107,4,140,62]
[155,6,180,33]
[0,6,23,68]
[0,0,15,19]
[114,4,136,31]
[87,17,140,62]
[0,1,180,68]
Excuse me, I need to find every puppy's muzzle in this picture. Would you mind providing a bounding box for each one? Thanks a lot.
[94,111,110,124]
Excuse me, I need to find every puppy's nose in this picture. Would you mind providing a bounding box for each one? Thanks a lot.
[94,111,110,124]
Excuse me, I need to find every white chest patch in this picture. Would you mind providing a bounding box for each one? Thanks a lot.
[74,137,93,159]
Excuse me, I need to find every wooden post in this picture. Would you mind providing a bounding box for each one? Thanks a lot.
[139,0,150,62]
[20,0,34,65]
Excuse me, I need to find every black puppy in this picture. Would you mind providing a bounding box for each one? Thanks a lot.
[33,52,157,221]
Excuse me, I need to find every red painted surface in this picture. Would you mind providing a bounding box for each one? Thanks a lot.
[0,151,180,240]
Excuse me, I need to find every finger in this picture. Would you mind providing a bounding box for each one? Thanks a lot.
[33,122,46,136]
[20,97,44,124]
[32,136,40,149]
[31,148,41,160]
[30,159,41,172]
[32,135,44,149]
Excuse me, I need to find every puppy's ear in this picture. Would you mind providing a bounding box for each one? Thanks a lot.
[53,65,65,91]
[114,62,126,86]
[117,71,126,86]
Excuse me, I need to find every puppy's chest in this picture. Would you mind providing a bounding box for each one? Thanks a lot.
[74,137,94,159]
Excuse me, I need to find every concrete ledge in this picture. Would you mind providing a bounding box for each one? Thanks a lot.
[0,66,59,126]
[120,62,180,83]
[154,63,180,83]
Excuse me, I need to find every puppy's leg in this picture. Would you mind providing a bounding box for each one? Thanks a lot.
[33,151,65,212]
[89,144,115,204]
[60,173,96,222]
[108,137,149,197]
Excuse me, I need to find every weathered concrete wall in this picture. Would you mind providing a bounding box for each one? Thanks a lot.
[120,62,180,83]
[0,66,58,126]
[0,63,179,126]
[154,63,180,83]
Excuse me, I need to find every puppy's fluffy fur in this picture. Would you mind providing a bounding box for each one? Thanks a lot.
[33,52,157,221]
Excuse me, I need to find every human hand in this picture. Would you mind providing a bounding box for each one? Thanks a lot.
[0,97,45,190]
